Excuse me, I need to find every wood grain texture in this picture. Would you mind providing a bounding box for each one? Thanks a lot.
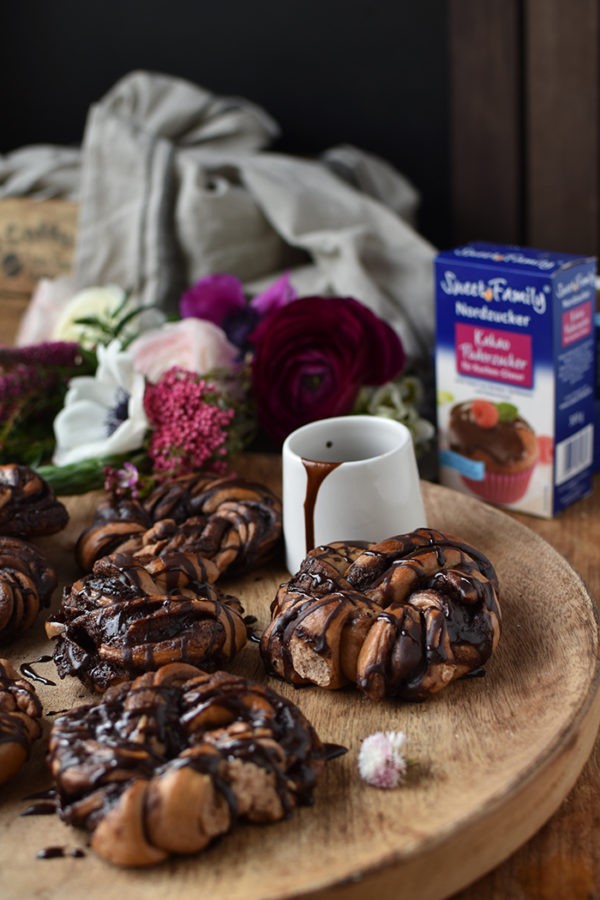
[448,0,523,245]
[525,0,600,255]
[0,198,77,296]
[0,294,30,344]
[449,0,600,257]
[450,473,600,900]
[0,461,598,900]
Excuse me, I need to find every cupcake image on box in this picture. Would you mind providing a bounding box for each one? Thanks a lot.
[446,399,539,505]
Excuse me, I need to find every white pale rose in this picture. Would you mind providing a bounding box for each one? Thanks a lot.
[52,340,149,466]
[128,318,238,383]
[52,284,165,348]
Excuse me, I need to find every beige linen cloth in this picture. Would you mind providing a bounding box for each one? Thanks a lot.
[0,71,436,360]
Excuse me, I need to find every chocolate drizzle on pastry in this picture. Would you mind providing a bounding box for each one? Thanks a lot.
[75,472,282,578]
[0,466,67,642]
[48,472,283,689]
[260,528,501,701]
[48,663,335,867]
[0,464,68,537]
[0,657,43,784]
[46,552,247,692]
[0,537,57,642]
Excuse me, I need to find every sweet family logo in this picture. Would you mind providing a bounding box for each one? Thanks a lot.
[439,272,548,314]
[555,270,596,305]
[453,246,556,270]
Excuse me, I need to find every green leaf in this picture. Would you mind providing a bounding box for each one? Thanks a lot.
[36,451,147,495]
[496,402,519,422]
[72,315,109,328]
[111,287,133,321]
[437,389,454,405]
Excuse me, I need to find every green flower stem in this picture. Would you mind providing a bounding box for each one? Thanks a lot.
[37,451,147,496]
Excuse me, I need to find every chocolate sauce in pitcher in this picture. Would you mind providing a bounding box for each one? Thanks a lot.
[301,458,342,555]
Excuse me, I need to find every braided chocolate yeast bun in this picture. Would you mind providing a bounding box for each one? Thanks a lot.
[0,537,57,642]
[76,472,282,577]
[46,551,247,692]
[0,464,68,537]
[261,528,501,701]
[0,658,43,784]
[0,466,66,641]
[48,663,331,867]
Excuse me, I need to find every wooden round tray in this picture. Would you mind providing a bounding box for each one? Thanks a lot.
[1,470,600,900]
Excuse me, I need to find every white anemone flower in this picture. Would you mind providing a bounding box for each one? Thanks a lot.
[52,340,149,467]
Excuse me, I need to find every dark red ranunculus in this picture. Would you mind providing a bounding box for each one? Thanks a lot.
[249,296,405,445]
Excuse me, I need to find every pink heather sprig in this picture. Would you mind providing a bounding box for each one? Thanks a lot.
[0,341,82,368]
[0,341,96,467]
[144,366,235,476]
[0,340,94,422]
[0,364,52,421]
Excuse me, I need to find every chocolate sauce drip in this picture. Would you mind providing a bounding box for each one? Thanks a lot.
[36,846,85,859]
[23,787,56,800]
[462,666,487,679]
[20,656,56,686]
[244,614,261,642]
[36,847,65,859]
[324,742,347,760]
[301,458,342,556]
[21,800,57,816]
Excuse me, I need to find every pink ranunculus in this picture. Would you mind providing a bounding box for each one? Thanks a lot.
[249,296,405,446]
[128,319,238,383]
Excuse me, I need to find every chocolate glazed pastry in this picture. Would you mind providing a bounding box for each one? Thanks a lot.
[0,658,43,784]
[46,552,247,692]
[0,464,68,537]
[75,473,282,578]
[48,663,331,867]
[0,537,57,642]
[260,528,501,701]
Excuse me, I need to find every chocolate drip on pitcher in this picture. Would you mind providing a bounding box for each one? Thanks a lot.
[301,459,342,557]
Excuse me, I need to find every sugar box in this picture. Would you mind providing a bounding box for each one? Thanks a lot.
[435,242,596,517]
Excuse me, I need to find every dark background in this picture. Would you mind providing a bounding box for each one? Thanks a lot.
[0,0,451,248]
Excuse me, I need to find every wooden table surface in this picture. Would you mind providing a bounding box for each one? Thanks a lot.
[2,297,600,900]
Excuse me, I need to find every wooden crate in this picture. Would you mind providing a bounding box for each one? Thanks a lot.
[0,197,77,297]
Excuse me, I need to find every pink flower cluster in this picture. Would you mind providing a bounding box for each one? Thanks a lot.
[143,366,234,476]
